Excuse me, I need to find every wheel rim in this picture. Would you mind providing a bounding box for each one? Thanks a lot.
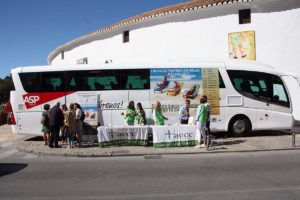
[232,119,246,134]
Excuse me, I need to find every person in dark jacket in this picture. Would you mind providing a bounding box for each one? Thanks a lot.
[48,102,64,148]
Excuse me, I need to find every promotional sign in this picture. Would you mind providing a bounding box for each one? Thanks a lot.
[97,126,149,147]
[77,93,98,127]
[150,68,202,122]
[202,68,220,115]
[152,125,199,147]
[150,68,220,121]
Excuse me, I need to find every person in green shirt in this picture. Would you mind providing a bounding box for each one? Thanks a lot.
[153,101,168,125]
[41,104,50,146]
[136,102,146,125]
[195,97,207,148]
[122,101,136,125]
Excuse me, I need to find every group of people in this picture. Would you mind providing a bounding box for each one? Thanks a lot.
[41,97,210,148]
[123,96,210,148]
[122,101,169,126]
[122,101,147,126]
[178,95,211,148]
[41,102,84,149]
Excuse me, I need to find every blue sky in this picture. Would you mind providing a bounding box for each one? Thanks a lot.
[0,0,186,78]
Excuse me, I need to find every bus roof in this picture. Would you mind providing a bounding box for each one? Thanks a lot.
[11,60,282,75]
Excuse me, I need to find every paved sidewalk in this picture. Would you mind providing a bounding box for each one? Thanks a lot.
[1,125,300,157]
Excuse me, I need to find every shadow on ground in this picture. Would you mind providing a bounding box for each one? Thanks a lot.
[0,163,28,177]
[25,136,43,141]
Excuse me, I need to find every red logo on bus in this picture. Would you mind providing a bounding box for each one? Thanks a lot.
[23,92,74,109]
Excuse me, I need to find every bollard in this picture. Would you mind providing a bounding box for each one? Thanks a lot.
[292,133,296,148]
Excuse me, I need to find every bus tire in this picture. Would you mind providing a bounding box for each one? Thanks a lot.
[228,116,251,136]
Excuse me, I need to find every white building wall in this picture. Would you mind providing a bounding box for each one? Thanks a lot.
[51,3,300,76]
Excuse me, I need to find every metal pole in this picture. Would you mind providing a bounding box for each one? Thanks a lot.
[292,133,296,148]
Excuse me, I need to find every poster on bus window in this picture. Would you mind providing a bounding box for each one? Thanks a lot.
[150,68,220,123]
[77,93,98,128]
[228,31,256,60]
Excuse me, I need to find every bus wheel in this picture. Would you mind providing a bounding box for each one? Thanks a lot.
[229,117,251,136]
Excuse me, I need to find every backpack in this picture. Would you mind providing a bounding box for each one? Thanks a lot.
[80,111,85,121]
[41,115,49,126]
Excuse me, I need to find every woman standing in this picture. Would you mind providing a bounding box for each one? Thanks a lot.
[61,104,68,144]
[65,103,76,149]
[136,102,146,125]
[122,101,136,126]
[74,103,83,147]
[152,101,168,125]
[41,104,50,145]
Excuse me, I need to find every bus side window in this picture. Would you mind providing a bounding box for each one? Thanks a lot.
[228,70,290,107]
[126,76,148,89]
[273,83,289,106]
[94,82,104,90]
[273,95,279,102]
[41,72,65,92]
[19,72,41,92]
[241,81,252,93]
[218,71,225,88]
[66,78,78,91]
[121,69,150,90]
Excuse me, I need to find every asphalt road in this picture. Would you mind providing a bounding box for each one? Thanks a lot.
[1,150,300,200]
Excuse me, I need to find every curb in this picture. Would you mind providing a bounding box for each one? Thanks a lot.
[16,144,300,158]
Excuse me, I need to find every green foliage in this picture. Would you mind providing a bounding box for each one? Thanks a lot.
[0,76,12,104]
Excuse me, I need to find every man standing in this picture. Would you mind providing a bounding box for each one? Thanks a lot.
[179,99,190,124]
[48,102,64,148]
[202,95,211,133]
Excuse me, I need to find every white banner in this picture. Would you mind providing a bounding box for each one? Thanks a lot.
[152,125,199,147]
[97,126,149,147]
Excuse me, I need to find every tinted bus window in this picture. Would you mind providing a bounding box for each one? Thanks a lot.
[121,69,150,90]
[66,70,121,91]
[66,71,91,91]
[227,70,289,107]
[19,72,41,92]
[41,72,65,92]
[10,75,15,91]
[219,71,225,88]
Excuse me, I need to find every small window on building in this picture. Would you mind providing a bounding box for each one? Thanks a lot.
[123,30,129,43]
[239,9,251,24]
[61,51,64,60]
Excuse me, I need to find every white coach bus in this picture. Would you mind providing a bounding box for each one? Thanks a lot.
[10,60,294,136]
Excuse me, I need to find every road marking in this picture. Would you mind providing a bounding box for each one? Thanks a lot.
[20,153,38,159]
[0,149,18,159]
[0,141,13,148]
